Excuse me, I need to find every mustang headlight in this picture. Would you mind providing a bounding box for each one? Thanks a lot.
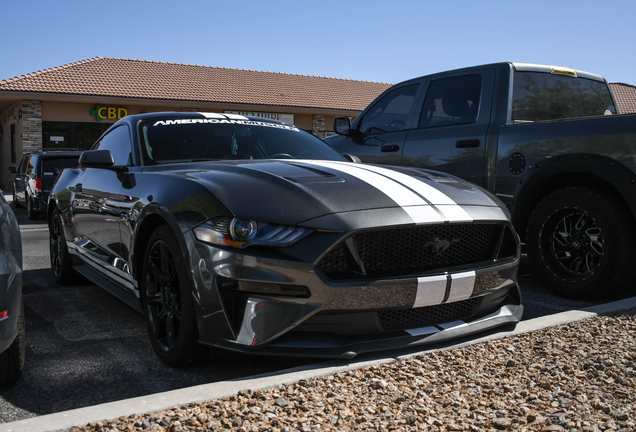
[194,217,313,248]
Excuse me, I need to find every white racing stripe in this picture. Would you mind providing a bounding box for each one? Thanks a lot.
[414,275,447,307]
[300,161,444,224]
[344,163,472,222]
[67,241,138,291]
[438,320,468,330]
[447,271,476,303]
[405,326,439,337]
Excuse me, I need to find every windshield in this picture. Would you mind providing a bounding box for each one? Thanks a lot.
[139,118,347,165]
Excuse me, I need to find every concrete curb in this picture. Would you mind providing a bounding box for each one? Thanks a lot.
[2,296,636,432]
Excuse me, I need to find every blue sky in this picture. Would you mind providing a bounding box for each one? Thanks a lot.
[2,0,635,85]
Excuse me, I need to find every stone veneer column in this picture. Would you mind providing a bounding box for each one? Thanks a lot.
[21,101,42,153]
[312,114,326,138]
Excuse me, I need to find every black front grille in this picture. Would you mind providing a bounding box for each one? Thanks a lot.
[379,297,479,331]
[318,223,516,280]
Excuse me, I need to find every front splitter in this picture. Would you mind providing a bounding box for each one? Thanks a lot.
[204,303,524,359]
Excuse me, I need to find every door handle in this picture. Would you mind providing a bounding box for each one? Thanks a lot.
[381,145,400,152]
[455,139,480,148]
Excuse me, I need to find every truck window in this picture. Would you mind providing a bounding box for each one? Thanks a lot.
[512,72,617,122]
[418,75,482,128]
[358,84,418,135]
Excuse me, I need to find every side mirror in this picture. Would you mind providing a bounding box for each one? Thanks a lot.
[8,166,16,173]
[80,150,115,168]
[343,154,361,163]
[333,117,352,136]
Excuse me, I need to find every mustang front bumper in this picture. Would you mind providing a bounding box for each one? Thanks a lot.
[184,219,523,359]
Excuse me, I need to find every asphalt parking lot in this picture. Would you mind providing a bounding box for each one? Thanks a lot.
[0,194,612,424]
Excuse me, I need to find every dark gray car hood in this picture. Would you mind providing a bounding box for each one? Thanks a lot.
[161,160,502,227]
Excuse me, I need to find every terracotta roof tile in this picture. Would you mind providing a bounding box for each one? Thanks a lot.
[0,57,391,111]
[610,82,636,114]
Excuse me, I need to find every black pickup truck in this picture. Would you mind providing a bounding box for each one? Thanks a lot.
[325,62,636,300]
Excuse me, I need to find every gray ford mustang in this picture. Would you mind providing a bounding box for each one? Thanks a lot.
[48,112,523,366]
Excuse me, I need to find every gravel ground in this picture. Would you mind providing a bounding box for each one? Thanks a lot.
[63,308,636,432]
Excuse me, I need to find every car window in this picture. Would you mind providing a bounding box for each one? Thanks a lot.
[139,118,347,165]
[26,157,35,175]
[42,157,80,177]
[93,125,132,166]
[358,84,419,135]
[512,71,617,121]
[418,74,482,128]
[18,156,28,174]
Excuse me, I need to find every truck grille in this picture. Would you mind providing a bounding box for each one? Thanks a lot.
[317,223,516,281]
[379,297,479,331]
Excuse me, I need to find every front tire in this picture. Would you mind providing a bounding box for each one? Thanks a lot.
[141,225,200,367]
[12,187,22,208]
[50,208,78,284]
[27,196,39,220]
[0,300,25,386]
[526,187,636,300]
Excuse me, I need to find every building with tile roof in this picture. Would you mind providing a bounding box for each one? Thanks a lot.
[610,82,636,114]
[0,57,391,191]
[2,57,635,193]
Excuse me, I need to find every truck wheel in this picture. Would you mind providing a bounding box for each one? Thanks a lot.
[526,187,636,300]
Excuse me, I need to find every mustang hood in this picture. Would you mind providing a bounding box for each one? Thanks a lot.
[172,160,500,226]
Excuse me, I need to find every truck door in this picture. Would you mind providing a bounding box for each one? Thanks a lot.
[335,82,422,165]
[401,70,495,187]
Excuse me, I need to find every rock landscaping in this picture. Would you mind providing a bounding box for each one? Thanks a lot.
[63,309,636,431]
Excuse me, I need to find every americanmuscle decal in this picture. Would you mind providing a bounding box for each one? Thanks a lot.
[152,118,300,131]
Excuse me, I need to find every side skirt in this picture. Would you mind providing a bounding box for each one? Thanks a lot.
[74,264,144,314]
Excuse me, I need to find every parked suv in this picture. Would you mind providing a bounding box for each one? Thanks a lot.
[8,152,81,220]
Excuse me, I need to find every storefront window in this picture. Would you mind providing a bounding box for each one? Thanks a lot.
[43,121,111,150]
[43,122,70,150]
[76,123,104,150]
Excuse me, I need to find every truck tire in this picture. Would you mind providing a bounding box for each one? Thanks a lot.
[526,187,636,300]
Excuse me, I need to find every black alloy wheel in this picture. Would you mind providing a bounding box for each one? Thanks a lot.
[49,208,77,284]
[142,225,199,366]
[544,209,603,278]
[527,187,636,300]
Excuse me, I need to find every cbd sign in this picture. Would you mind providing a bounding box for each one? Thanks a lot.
[90,104,128,121]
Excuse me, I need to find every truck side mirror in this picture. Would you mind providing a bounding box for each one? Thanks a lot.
[334,117,352,136]
[343,154,361,163]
